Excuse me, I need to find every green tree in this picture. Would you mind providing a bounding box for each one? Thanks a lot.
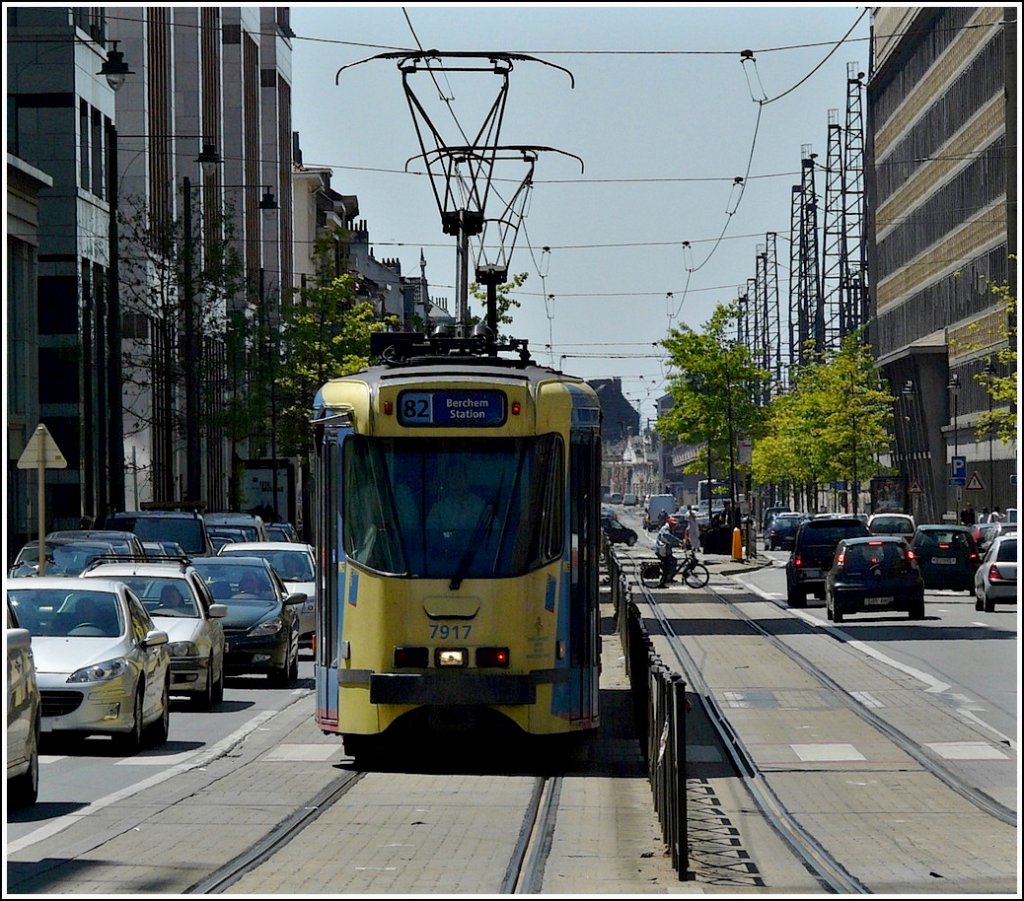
[657,302,771,510]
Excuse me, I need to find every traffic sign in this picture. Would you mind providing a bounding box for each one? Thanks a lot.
[965,471,985,491]
[909,479,924,493]
[951,455,967,479]
[17,423,67,469]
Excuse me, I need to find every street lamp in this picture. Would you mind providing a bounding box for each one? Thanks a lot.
[99,45,134,516]
[948,373,960,519]
[984,358,996,510]
[183,142,224,502]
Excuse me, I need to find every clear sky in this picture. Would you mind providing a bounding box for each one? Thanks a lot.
[290,2,874,420]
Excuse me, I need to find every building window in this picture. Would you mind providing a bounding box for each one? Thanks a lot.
[80,100,90,190]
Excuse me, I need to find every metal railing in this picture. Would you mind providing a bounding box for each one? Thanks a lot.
[607,544,689,880]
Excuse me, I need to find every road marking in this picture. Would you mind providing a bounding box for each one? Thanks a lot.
[8,709,281,854]
[792,743,865,762]
[730,574,951,694]
[850,691,884,708]
[954,708,1018,751]
[925,741,1009,760]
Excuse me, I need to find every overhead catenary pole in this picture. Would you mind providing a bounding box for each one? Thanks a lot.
[183,175,201,503]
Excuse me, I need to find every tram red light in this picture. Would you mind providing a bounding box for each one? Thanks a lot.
[476,647,510,668]
[511,401,521,415]
[383,400,394,415]
[394,646,428,668]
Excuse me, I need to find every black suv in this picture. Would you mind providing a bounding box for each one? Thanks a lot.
[785,516,869,607]
[104,510,215,558]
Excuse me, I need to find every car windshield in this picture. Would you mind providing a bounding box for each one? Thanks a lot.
[915,530,973,550]
[841,542,906,572]
[7,588,124,637]
[871,517,913,533]
[107,516,206,554]
[17,542,114,575]
[192,563,276,603]
[109,577,199,618]
[220,549,313,582]
[995,539,1016,562]
[801,525,865,545]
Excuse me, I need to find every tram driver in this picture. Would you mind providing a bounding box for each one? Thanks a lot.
[427,457,490,549]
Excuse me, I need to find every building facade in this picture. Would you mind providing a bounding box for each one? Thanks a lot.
[867,6,1018,523]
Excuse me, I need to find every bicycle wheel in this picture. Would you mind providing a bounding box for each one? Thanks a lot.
[683,562,710,588]
[640,561,664,588]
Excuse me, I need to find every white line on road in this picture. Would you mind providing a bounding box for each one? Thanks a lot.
[7,709,281,854]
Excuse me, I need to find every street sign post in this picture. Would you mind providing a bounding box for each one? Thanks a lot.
[17,424,68,577]
[950,455,967,488]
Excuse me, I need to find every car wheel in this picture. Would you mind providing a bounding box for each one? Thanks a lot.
[909,596,925,620]
[983,595,995,614]
[627,533,637,546]
[825,594,834,621]
[9,712,40,807]
[146,677,170,747]
[288,634,300,681]
[786,578,806,608]
[974,593,983,612]
[118,684,145,754]
[193,658,216,710]
[212,658,225,706]
[269,645,292,687]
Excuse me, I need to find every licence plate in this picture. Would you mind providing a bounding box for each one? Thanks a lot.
[802,568,823,578]
[865,596,893,606]
[931,557,956,565]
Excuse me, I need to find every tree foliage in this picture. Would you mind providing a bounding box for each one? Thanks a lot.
[656,302,770,476]
[751,333,895,493]
[467,272,526,339]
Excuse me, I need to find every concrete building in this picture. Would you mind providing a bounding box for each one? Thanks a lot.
[6,154,54,562]
[867,6,1017,523]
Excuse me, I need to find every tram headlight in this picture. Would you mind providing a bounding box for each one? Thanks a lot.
[435,648,467,667]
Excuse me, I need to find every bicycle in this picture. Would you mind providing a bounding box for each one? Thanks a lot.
[640,548,710,589]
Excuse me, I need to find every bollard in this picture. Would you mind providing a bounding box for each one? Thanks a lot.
[731,526,743,561]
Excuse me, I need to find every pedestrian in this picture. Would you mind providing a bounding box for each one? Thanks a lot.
[988,506,1005,523]
[687,506,702,554]
[960,504,976,526]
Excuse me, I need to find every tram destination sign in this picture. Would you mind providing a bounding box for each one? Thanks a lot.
[397,389,508,427]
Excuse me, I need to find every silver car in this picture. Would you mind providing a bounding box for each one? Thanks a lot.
[7,599,41,806]
[974,534,1017,612]
[6,578,171,752]
[216,541,317,643]
[82,561,227,709]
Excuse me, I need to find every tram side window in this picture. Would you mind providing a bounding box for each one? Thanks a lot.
[343,437,406,574]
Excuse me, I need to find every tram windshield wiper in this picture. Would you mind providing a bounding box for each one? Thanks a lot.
[449,502,497,591]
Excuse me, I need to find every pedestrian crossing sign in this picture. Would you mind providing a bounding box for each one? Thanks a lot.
[965,471,985,491]
[909,479,924,493]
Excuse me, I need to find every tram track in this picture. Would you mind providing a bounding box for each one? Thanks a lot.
[188,764,561,895]
[626,548,1016,893]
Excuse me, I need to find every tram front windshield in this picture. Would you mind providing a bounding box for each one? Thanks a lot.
[343,434,564,579]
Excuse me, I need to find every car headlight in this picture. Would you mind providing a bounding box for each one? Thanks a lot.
[248,617,284,637]
[68,657,128,683]
[168,641,199,658]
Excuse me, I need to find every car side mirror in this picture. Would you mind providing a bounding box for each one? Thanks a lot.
[144,629,169,647]
[284,592,307,606]
[208,603,228,619]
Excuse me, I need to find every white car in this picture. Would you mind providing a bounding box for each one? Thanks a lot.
[7,598,41,806]
[6,578,171,752]
[974,534,1017,612]
[867,513,916,537]
[82,561,227,709]
[216,541,317,643]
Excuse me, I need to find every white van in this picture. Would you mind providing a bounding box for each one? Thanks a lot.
[644,494,677,531]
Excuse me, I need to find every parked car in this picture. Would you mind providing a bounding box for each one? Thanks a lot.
[82,560,228,709]
[825,537,925,623]
[6,598,41,806]
[140,539,188,558]
[761,505,792,533]
[909,524,980,592]
[104,509,215,558]
[785,516,870,606]
[867,513,916,537]
[765,512,807,551]
[970,521,1000,553]
[621,493,639,507]
[601,512,638,547]
[215,542,317,643]
[204,512,268,543]
[5,578,170,751]
[47,529,147,559]
[608,493,624,505]
[265,522,299,543]
[9,538,117,578]
[973,534,1017,612]
[188,556,303,686]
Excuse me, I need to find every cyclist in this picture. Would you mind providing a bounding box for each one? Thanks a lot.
[654,517,684,587]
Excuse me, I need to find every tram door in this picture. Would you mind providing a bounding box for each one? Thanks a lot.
[568,430,600,723]
[314,426,342,727]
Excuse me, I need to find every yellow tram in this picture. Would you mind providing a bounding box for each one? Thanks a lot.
[312,332,602,756]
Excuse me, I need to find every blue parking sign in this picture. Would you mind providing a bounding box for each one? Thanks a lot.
[951,455,967,478]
